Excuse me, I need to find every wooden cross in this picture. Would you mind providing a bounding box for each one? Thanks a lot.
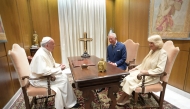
[79,32,93,52]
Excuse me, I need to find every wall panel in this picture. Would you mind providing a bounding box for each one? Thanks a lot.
[121,0,129,42]
[1,0,23,50]
[30,0,51,41]
[184,51,190,93]
[115,0,129,42]
[0,0,38,107]
[0,43,6,57]
[127,0,150,68]
[16,0,33,56]
[166,40,190,90]
[48,0,60,45]
[0,0,22,96]
[53,46,62,64]
[168,51,188,90]
[106,0,114,45]
[186,77,190,92]
[128,0,149,46]
[0,56,14,108]
[172,40,190,51]
[135,46,149,65]
[106,0,114,35]
[48,0,61,63]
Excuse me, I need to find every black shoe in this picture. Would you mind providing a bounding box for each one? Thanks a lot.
[96,88,105,93]
[72,103,81,108]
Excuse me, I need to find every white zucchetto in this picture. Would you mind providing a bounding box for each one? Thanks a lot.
[41,37,52,45]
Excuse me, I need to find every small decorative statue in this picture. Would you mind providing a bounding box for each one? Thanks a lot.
[32,31,39,47]
[98,58,106,72]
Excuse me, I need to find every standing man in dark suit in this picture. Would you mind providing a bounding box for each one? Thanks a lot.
[107,33,127,70]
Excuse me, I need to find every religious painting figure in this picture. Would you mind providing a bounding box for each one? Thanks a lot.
[155,0,183,32]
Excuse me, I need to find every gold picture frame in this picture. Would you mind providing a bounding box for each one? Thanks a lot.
[0,15,7,43]
[149,0,190,40]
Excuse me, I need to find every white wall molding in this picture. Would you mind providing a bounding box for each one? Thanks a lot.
[3,88,22,109]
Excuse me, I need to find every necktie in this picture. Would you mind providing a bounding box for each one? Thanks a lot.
[112,45,115,50]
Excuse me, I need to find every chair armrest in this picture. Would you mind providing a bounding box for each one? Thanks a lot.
[128,64,137,70]
[129,59,135,64]
[137,72,167,80]
[127,59,137,70]
[137,72,167,93]
[22,75,56,95]
[22,75,56,81]
[22,76,29,80]
[126,59,135,66]
[125,62,130,66]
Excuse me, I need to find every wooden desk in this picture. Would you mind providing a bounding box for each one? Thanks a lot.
[68,56,129,108]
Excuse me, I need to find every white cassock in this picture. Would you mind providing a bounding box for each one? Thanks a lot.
[29,47,77,109]
[121,49,167,95]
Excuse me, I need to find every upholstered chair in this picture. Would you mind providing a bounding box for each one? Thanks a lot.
[133,41,179,109]
[8,44,56,109]
[123,39,139,70]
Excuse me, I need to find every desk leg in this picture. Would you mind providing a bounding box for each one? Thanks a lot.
[80,88,94,109]
[108,84,120,109]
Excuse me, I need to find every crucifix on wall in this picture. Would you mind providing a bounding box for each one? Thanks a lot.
[79,32,93,58]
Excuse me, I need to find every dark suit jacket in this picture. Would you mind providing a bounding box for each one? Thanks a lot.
[107,42,127,70]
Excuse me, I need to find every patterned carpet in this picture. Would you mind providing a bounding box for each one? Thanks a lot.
[10,74,179,109]
[9,88,179,109]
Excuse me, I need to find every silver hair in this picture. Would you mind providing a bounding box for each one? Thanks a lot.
[148,35,163,48]
[108,33,117,38]
[41,42,48,47]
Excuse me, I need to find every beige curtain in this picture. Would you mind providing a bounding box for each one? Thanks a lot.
[58,0,107,66]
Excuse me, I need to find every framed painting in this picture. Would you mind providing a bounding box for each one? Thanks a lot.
[0,15,7,43]
[149,0,190,40]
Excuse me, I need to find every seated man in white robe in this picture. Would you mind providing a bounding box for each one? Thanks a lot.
[29,36,81,109]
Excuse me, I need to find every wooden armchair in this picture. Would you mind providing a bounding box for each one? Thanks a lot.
[133,41,179,109]
[8,44,56,109]
[123,39,139,70]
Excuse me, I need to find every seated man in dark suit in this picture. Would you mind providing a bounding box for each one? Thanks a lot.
[97,33,127,93]
[107,33,127,70]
